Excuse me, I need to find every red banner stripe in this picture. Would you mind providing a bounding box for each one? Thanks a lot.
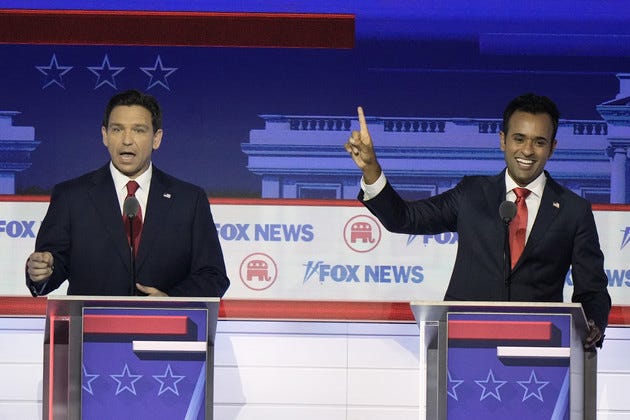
[0,9,355,48]
[219,299,416,321]
[1,297,629,325]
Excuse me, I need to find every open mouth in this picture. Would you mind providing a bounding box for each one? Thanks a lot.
[119,152,136,162]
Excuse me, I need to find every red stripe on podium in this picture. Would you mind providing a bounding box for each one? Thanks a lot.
[83,314,188,334]
[448,320,552,340]
[0,9,355,48]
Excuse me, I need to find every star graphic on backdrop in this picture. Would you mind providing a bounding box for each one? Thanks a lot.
[517,370,549,402]
[140,55,178,91]
[87,54,125,90]
[447,370,465,400]
[82,364,99,395]
[35,54,73,89]
[475,369,507,401]
[153,364,186,396]
[110,364,143,395]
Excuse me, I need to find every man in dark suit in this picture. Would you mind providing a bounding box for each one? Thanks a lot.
[344,93,610,348]
[26,89,230,297]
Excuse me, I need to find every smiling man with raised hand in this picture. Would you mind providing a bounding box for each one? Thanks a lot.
[26,89,230,298]
[344,93,610,349]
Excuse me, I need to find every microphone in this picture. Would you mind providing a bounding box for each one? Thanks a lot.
[123,196,140,219]
[123,196,140,296]
[499,200,516,223]
[499,200,516,301]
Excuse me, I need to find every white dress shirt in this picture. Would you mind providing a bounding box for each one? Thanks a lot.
[110,161,152,218]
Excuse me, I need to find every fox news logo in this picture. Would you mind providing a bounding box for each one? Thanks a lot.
[0,220,36,238]
[343,215,381,253]
[239,252,278,291]
[215,223,313,242]
[303,261,423,284]
[407,232,459,246]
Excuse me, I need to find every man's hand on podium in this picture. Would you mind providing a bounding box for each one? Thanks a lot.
[135,283,167,296]
[584,319,602,349]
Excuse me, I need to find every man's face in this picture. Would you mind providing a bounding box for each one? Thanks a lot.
[500,110,557,187]
[102,105,162,179]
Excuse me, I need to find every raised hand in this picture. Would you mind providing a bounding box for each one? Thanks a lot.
[344,106,382,184]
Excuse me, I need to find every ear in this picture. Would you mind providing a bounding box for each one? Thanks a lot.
[549,138,557,157]
[101,126,108,147]
[499,131,506,151]
[152,129,163,151]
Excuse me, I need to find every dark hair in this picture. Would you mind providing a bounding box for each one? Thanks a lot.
[102,89,162,133]
[502,93,560,139]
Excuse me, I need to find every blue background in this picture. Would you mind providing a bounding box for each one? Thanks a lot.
[2,1,629,199]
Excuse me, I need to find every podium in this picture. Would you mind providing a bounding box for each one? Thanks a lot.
[42,296,220,420]
[410,301,596,420]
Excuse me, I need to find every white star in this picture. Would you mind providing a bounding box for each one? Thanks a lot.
[82,364,99,395]
[475,369,507,401]
[87,54,125,90]
[153,364,186,396]
[517,370,549,402]
[140,55,178,91]
[447,370,464,400]
[35,54,73,89]
[110,363,143,395]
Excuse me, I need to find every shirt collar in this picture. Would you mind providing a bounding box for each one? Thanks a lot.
[109,162,153,194]
[504,169,546,198]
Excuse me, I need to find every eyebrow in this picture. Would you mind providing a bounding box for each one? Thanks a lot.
[512,132,550,142]
[108,122,150,129]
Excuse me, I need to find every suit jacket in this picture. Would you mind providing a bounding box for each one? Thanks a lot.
[27,164,230,297]
[361,169,611,332]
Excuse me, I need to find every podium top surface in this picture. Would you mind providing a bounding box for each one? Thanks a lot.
[47,295,220,303]
[45,295,220,316]
[43,296,221,343]
[409,300,587,329]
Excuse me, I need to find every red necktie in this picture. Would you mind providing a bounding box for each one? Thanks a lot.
[124,180,143,256]
[509,187,531,269]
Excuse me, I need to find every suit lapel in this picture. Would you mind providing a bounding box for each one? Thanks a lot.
[135,168,174,270]
[516,173,563,269]
[87,165,132,271]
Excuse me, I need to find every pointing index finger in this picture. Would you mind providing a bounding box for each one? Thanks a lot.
[357,106,368,136]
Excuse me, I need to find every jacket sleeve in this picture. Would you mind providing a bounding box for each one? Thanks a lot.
[359,179,463,235]
[25,184,72,296]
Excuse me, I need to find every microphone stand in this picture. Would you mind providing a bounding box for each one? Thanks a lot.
[499,200,516,302]
[503,219,512,301]
[127,215,137,296]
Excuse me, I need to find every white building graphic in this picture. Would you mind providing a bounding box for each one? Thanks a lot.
[243,74,630,204]
[0,111,39,194]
